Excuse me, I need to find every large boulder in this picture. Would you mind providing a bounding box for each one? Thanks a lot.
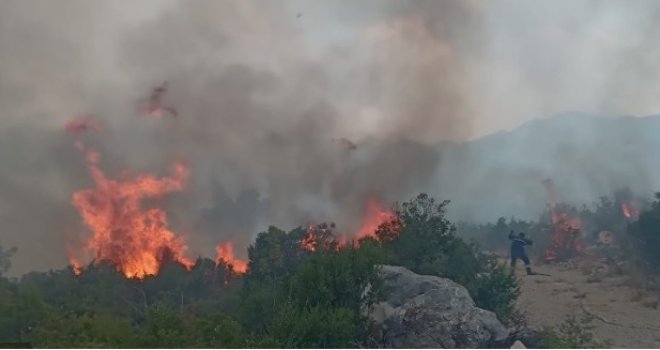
[368,265,508,348]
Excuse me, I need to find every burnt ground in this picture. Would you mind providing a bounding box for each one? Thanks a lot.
[515,262,660,348]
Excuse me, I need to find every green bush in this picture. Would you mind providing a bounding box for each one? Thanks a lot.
[465,256,521,324]
[628,193,660,273]
[374,193,521,324]
[0,193,523,347]
[538,314,610,348]
[240,230,383,347]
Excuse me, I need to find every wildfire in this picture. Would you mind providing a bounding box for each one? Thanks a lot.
[621,201,639,219]
[215,242,248,274]
[70,257,83,276]
[354,198,398,242]
[542,179,584,262]
[299,198,400,252]
[301,227,319,252]
[70,142,193,279]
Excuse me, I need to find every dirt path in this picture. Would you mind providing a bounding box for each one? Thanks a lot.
[516,264,660,348]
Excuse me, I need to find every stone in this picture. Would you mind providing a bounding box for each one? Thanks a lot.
[367,265,508,348]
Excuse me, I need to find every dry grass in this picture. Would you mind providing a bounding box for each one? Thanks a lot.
[629,290,645,302]
[573,292,587,299]
[586,275,602,283]
[641,294,659,309]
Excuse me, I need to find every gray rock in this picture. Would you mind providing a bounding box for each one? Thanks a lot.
[368,265,508,348]
[510,340,527,349]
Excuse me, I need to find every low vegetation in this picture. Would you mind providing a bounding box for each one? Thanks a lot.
[0,193,521,348]
[538,314,611,348]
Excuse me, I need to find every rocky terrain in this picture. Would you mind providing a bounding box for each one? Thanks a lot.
[368,265,508,348]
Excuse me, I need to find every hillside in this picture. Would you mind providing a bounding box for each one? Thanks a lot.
[433,113,660,222]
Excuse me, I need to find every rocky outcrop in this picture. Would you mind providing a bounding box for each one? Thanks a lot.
[368,265,508,348]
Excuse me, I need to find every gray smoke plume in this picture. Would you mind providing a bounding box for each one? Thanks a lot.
[1,0,660,275]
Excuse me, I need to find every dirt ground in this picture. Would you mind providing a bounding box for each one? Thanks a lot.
[515,262,660,348]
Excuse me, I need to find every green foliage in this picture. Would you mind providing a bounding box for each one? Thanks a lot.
[31,312,135,348]
[628,193,660,273]
[465,256,521,324]
[241,228,383,347]
[0,193,526,347]
[0,288,50,343]
[374,193,521,324]
[267,303,359,348]
[538,314,610,348]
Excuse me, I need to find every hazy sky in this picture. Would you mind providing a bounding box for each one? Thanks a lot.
[1,0,660,274]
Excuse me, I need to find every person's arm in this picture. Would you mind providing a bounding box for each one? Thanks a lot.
[508,230,515,240]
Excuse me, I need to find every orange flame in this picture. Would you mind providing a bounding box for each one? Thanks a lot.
[354,198,397,242]
[70,143,193,279]
[215,242,248,274]
[70,257,83,276]
[621,202,639,219]
[301,226,318,252]
[298,199,400,252]
[542,179,584,262]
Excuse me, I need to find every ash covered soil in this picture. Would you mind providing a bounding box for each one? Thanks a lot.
[516,262,660,348]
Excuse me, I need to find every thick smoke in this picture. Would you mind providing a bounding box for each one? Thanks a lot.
[1,0,660,274]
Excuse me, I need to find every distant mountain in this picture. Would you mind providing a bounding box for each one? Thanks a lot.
[430,113,660,222]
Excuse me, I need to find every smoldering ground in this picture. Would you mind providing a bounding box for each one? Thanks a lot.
[1,0,660,274]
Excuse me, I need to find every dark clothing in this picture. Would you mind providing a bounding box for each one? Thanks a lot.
[509,232,533,269]
[509,232,532,256]
[511,254,530,268]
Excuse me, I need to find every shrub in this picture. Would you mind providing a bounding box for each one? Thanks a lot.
[538,314,610,348]
[628,193,660,273]
[375,193,521,324]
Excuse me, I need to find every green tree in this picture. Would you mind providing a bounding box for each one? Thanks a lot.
[375,193,521,323]
[31,312,135,348]
[628,193,660,272]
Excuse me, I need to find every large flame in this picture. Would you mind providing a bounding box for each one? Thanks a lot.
[70,143,193,279]
[354,198,397,242]
[215,242,248,274]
